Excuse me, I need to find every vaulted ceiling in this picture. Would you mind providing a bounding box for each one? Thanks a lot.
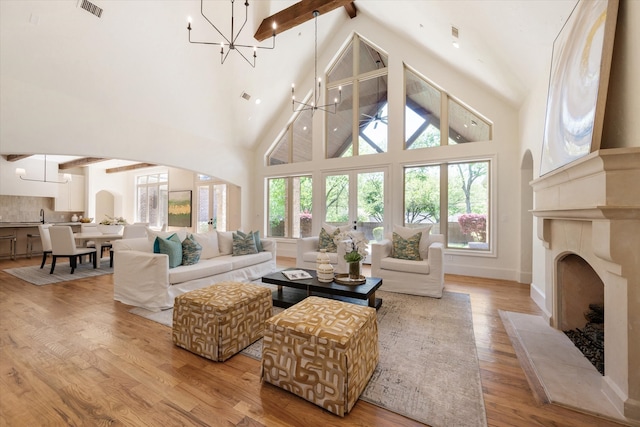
[0,0,577,156]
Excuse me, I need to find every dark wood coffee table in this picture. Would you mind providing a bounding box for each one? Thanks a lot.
[262,269,383,309]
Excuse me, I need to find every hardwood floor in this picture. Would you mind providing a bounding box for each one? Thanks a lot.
[0,256,625,426]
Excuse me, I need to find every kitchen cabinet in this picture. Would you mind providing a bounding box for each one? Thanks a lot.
[55,175,85,212]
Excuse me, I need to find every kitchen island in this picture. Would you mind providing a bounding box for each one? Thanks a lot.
[0,222,83,259]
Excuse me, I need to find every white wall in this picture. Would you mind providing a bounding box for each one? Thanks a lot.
[252,14,523,281]
[0,76,255,228]
[519,0,640,317]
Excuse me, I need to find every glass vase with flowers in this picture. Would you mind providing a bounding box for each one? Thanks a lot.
[334,231,369,280]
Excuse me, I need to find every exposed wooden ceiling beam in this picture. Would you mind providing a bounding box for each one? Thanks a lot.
[58,157,108,170]
[343,1,357,19]
[254,0,357,42]
[3,154,32,162]
[106,163,157,174]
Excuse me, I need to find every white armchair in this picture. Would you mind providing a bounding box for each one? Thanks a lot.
[296,236,348,274]
[371,233,445,298]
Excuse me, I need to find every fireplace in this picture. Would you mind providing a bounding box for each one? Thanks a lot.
[531,148,640,423]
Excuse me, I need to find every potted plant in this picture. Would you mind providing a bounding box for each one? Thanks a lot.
[334,231,369,280]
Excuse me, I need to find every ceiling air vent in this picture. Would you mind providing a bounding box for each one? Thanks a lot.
[78,0,103,18]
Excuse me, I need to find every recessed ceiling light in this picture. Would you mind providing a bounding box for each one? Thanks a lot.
[255,99,261,105]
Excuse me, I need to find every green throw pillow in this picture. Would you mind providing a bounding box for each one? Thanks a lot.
[182,234,202,265]
[392,231,422,261]
[232,231,258,256]
[318,227,340,253]
[156,234,183,268]
[237,230,263,252]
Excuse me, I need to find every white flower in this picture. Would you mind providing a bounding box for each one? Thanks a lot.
[334,230,369,262]
[99,215,128,226]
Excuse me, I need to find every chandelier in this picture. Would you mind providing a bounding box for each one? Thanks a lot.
[187,0,276,68]
[15,155,72,184]
[291,11,341,114]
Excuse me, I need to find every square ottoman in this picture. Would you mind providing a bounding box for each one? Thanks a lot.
[172,281,272,362]
[261,296,378,416]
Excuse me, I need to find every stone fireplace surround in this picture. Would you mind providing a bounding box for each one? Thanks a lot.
[531,148,639,423]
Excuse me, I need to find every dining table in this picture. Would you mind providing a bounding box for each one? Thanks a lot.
[73,232,123,268]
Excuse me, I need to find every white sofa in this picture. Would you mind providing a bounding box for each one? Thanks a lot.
[296,236,348,274]
[112,230,276,311]
[371,233,445,298]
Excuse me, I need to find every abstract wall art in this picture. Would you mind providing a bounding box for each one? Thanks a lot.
[168,190,192,227]
[540,0,619,176]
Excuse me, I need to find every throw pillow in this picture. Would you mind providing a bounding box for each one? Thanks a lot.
[232,231,258,256]
[148,228,188,246]
[393,225,433,259]
[322,222,338,234]
[155,234,183,268]
[217,231,234,255]
[318,227,340,253]
[181,234,202,266]
[193,231,220,259]
[392,231,422,261]
[236,230,263,252]
[153,232,181,253]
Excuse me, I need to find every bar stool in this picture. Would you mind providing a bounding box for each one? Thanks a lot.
[0,234,17,260]
[27,233,40,259]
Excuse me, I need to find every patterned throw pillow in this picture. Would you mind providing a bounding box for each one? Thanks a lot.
[392,231,422,261]
[156,234,183,268]
[232,231,258,256]
[318,227,340,253]
[393,225,432,259]
[181,234,202,266]
[237,230,263,252]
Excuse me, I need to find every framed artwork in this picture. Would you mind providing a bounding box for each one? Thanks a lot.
[168,190,192,227]
[540,0,619,176]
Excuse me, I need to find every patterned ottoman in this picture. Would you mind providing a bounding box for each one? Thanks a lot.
[172,282,272,362]
[261,296,378,416]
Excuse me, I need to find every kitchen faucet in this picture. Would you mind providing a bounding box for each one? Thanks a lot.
[40,208,45,224]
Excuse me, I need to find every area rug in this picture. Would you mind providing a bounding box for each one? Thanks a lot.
[3,258,113,285]
[130,289,487,427]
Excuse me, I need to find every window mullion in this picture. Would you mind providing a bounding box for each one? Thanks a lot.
[440,163,448,246]
[441,92,449,145]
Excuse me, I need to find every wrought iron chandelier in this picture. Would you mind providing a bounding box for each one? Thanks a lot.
[291,11,341,114]
[15,155,71,184]
[187,0,276,68]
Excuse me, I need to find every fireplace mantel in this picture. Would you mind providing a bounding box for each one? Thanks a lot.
[530,147,640,423]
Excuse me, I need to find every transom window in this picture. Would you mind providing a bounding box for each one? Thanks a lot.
[405,65,492,148]
[327,34,388,158]
[267,105,313,165]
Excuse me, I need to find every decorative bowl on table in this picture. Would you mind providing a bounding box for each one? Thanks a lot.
[97,224,124,235]
[79,217,93,223]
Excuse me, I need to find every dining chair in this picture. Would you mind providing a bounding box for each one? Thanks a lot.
[122,224,148,239]
[49,226,96,274]
[37,224,53,269]
[81,223,112,257]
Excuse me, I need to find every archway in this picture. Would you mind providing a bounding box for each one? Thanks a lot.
[95,190,115,223]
